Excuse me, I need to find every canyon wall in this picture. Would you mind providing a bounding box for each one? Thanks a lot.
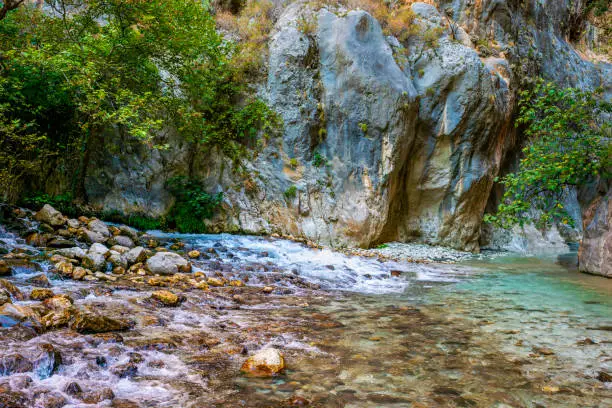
[81,1,610,264]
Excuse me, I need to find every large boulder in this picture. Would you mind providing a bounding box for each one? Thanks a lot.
[579,190,612,277]
[146,252,188,275]
[240,348,286,377]
[34,205,65,227]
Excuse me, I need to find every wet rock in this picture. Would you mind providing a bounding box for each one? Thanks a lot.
[95,356,107,367]
[0,260,10,276]
[25,232,48,247]
[108,250,127,268]
[0,354,34,375]
[111,362,138,378]
[111,399,140,408]
[532,346,555,356]
[42,295,73,311]
[88,219,110,237]
[41,309,72,330]
[285,396,310,406]
[82,243,109,271]
[0,387,29,407]
[30,289,54,301]
[71,311,131,334]
[207,277,225,287]
[110,235,135,249]
[262,286,274,294]
[33,344,62,379]
[80,229,107,244]
[47,238,74,249]
[187,250,201,259]
[56,247,86,260]
[80,387,115,404]
[125,247,148,265]
[119,225,139,240]
[229,280,244,287]
[0,303,41,330]
[54,261,73,278]
[34,205,65,228]
[0,289,11,306]
[598,371,612,382]
[110,245,130,254]
[72,267,87,280]
[67,219,79,229]
[146,252,188,275]
[240,348,286,377]
[25,274,51,288]
[151,290,181,307]
[113,266,125,275]
[34,392,66,408]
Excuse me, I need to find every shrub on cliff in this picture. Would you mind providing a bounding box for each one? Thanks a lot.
[486,79,611,229]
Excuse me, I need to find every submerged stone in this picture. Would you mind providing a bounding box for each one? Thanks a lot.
[241,348,286,377]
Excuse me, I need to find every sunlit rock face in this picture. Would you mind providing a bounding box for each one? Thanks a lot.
[81,1,610,254]
[580,190,612,278]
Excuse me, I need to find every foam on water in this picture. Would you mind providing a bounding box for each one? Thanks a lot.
[147,232,474,294]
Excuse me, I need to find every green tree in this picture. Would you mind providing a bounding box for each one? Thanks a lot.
[0,0,278,201]
[486,80,611,229]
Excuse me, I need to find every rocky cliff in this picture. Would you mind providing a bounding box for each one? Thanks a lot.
[79,1,609,261]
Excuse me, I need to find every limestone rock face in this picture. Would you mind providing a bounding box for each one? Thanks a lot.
[146,252,188,275]
[580,190,612,278]
[77,1,609,254]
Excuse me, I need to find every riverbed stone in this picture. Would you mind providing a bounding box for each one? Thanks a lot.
[88,219,111,237]
[151,290,180,306]
[110,235,135,249]
[0,354,34,376]
[33,343,62,379]
[30,289,54,301]
[56,247,86,260]
[0,289,11,306]
[0,279,24,301]
[25,274,51,288]
[71,311,131,334]
[34,205,65,228]
[83,243,109,271]
[0,303,41,330]
[240,348,286,377]
[146,252,189,275]
[72,267,87,280]
[80,229,107,244]
[80,387,115,404]
[125,247,148,265]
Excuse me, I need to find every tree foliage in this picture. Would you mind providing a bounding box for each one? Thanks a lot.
[486,79,611,229]
[0,0,279,200]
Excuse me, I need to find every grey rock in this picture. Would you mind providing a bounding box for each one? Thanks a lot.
[124,246,148,265]
[580,190,612,277]
[111,235,135,249]
[87,219,110,237]
[56,247,86,260]
[82,243,109,271]
[146,252,188,275]
[80,229,107,244]
[34,205,65,228]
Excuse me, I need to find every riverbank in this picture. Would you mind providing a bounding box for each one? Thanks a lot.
[0,205,610,407]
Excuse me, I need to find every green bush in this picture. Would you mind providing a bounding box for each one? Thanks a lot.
[284,185,297,200]
[486,79,611,229]
[21,192,78,217]
[312,151,327,167]
[166,177,223,233]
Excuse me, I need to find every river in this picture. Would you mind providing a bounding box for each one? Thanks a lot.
[0,229,610,407]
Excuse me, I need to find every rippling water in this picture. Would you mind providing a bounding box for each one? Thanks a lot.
[1,229,611,407]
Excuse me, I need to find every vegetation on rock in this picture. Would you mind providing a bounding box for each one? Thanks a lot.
[486,80,611,229]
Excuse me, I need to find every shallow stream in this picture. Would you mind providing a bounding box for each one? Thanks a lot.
[1,229,611,407]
